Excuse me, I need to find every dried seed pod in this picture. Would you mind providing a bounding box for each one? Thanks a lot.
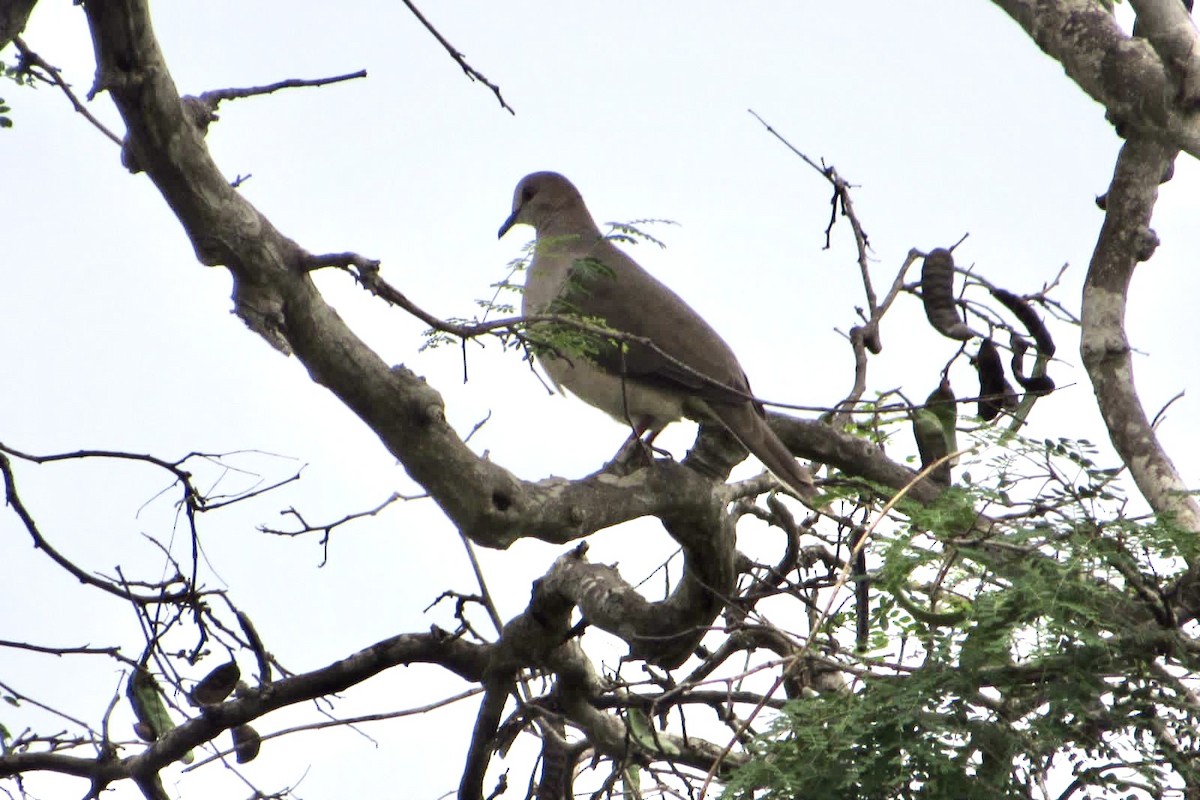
[231,723,262,764]
[1009,334,1056,395]
[989,287,1056,356]
[190,661,240,706]
[973,339,1018,421]
[921,248,974,341]
[1017,373,1056,395]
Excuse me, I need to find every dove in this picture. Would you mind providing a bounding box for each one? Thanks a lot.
[498,171,815,500]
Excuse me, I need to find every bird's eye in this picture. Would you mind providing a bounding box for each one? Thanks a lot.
[521,187,536,205]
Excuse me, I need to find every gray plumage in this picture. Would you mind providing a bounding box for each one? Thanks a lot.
[498,171,815,500]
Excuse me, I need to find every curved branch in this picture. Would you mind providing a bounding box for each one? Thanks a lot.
[541,538,734,669]
[0,451,199,605]
[1130,0,1200,107]
[77,0,968,557]
[1080,137,1200,537]
[546,641,750,779]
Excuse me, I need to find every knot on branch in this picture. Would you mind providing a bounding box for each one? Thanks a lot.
[181,95,219,135]
[1101,38,1172,133]
[1134,225,1160,262]
[233,282,290,354]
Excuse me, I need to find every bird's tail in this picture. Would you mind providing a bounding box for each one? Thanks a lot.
[711,403,817,501]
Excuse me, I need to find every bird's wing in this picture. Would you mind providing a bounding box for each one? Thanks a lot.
[552,239,757,410]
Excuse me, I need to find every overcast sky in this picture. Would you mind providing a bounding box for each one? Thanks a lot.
[3,2,1198,798]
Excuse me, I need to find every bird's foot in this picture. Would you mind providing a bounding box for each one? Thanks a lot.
[606,430,672,476]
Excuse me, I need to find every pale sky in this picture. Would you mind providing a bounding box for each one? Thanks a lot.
[3,2,1198,798]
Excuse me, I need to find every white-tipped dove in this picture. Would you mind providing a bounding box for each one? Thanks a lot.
[498,171,815,500]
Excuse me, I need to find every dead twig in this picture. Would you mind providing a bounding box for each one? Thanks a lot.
[400,0,515,114]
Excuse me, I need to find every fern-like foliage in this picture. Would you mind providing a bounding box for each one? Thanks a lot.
[724,429,1200,800]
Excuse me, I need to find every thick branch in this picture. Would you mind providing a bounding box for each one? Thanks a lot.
[0,631,488,785]
[77,0,966,557]
[1080,137,1200,538]
[991,0,1200,156]
[539,538,735,669]
[546,641,749,778]
[1130,0,1200,107]
[75,0,702,551]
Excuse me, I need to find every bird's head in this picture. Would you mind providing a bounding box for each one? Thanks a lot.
[498,171,587,238]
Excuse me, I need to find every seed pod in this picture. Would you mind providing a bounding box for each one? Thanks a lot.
[989,287,1056,357]
[912,409,951,485]
[128,668,173,743]
[190,661,240,706]
[912,379,958,485]
[973,339,1018,421]
[1009,334,1055,395]
[926,379,959,466]
[921,249,974,341]
[231,723,262,763]
[127,666,195,764]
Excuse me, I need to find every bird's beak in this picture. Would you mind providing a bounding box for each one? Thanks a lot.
[497,207,520,239]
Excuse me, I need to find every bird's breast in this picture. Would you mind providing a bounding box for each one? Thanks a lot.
[539,350,686,431]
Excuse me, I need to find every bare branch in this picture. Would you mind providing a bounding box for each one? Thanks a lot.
[990,0,1200,157]
[398,0,515,114]
[196,69,367,106]
[183,687,484,771]
[0,630,490,786]
[1129,0,1200,107]
[0,640,121,657]
[0,451,199,605]
[1080,136,1200,536]
[12,36,123,145]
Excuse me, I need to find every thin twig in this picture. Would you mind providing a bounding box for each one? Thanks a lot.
[749,109,886,429]
[458,532,505,636]
[1150,390,1186,431]
[12,36,122,145]
[0,639,121,657]
[697,451,965,799]
[0,452,199,605]
[197,70,367,106]
[181,687,485,771]
[399,0,515,114]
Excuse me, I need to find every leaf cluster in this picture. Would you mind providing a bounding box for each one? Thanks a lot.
[727,432,1200,800]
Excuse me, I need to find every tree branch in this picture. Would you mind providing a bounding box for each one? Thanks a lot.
[12,36,124,145]
[1080,136,1200,537]
[1129,0,1200,107]
[990,0,1200,156]
[398,0,514,114]
[0,631,489,787]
